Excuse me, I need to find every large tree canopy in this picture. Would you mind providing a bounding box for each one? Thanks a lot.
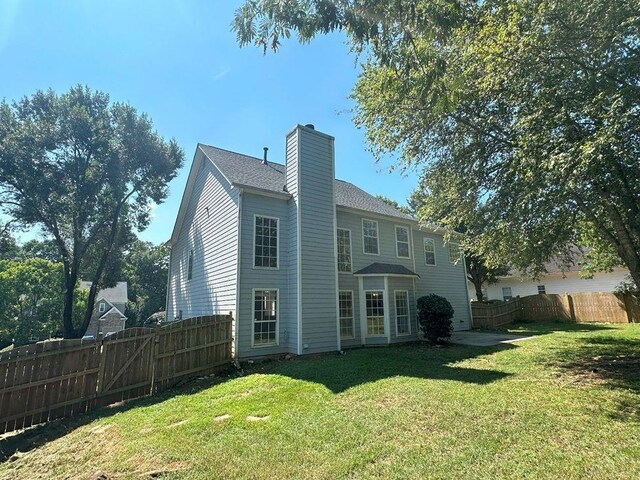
[0,86,184,337]
[234,0,640,287]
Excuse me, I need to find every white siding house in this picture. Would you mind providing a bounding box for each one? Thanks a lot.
[469,267,629,301]
[168,124,472,359]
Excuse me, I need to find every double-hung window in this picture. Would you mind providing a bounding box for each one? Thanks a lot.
[253,289,278,346]
[338,291,354,339]
[395,226,410,258]
[362,219,379,255]
[395,291,410,336]
[99,302,106,313]
[502,287,512,301]
[254,216,278,268]
[337,229,352,273]
[537,285,546,295]
[448,242,462,265]
[365,291,385,335]
[424,238,436,266]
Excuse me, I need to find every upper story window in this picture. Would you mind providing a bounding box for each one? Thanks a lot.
[187,249,194,280]
[337,228,352,273]
[424,238,436,266]
[98,302,106,313]
[537,285,546,294]
[502,287,512,301]
[448,242,462,265]
[254,216,279,268]
[395,226,410,258]
[362,219,379,255]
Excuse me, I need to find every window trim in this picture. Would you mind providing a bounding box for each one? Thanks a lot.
[362,218,380,256]
[447,242,462,265]
[338,290,355,339]
[337,227,353,274]
[395,225,411,259]
[364,289,386,337]
[394,290,411,337]
[423,237,437,266]
[251,288,280,348]
[253,214,280,270]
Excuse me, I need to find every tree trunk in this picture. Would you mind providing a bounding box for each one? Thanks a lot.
[62,262,78,338]
[472,279,484,302]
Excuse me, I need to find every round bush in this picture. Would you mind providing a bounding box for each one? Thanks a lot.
[417,294,454,344]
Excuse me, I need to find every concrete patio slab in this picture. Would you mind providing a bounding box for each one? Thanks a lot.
[450,331,536,347]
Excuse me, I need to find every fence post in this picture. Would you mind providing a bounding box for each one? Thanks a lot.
[148,329,160,395]
[567,294,576,322]
[95,339,107,397]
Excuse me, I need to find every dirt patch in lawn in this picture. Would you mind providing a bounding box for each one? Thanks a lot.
[556,354,640,388]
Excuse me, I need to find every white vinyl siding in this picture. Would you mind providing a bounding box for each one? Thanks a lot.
[448,242,462,264]
[365,290,385,336]
[395,226,410,258]
[338,291,354,339]
[362,219,379,255]
[254,215,279,269]
[394,290,410,336]
[252,289,278,347]
[337,228,352,273]
[424,238,436,266]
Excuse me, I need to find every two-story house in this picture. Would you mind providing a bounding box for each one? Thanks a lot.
[167,124,471,359]
[80,281,128,338]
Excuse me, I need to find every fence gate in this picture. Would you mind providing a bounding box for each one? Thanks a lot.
[96,328,157,406]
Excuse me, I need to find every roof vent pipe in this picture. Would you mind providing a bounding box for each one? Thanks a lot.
[263,147,268,165]
[305,124,315,130]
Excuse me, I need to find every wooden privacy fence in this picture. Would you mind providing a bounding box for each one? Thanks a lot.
[472,293,640,327]
[0,314,232,435]
[471,298,523,328]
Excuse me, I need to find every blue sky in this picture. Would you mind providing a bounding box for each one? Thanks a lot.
[1,0,418,244]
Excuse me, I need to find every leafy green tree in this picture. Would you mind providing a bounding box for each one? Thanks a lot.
[0,86,184,337]
[234,0,640,289]
[375,195,412,215]
[20,239,62,262]
[123,240,169,326]
[0,259,63,345]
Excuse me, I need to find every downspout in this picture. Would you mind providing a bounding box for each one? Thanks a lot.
[461,253,473,329]
[234,188,244,358]
[165,243,174,321]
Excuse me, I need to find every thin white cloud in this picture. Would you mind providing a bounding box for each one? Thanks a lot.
[213,67,231,81]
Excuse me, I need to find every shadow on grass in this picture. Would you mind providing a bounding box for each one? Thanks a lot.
[0,341,514,461]
[251,342,514,394]
[547,334,640,421]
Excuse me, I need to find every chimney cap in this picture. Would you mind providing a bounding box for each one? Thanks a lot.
[304,123,315,130]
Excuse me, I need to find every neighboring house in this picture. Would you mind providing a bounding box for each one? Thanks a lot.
[469,260,630,301]
[167,124,472,359]
[80,281,128,338]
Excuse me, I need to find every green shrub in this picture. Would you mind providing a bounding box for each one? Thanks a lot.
[417,294,454,344]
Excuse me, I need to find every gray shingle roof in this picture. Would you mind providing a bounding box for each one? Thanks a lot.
[353,263,420,277]
[199,144,415,221]
[79,281,129,304]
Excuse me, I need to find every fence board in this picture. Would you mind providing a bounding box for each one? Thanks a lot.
[472,292,640,327]
[0,314,232,435]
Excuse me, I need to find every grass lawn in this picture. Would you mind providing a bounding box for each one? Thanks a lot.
[1,321,639,479]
